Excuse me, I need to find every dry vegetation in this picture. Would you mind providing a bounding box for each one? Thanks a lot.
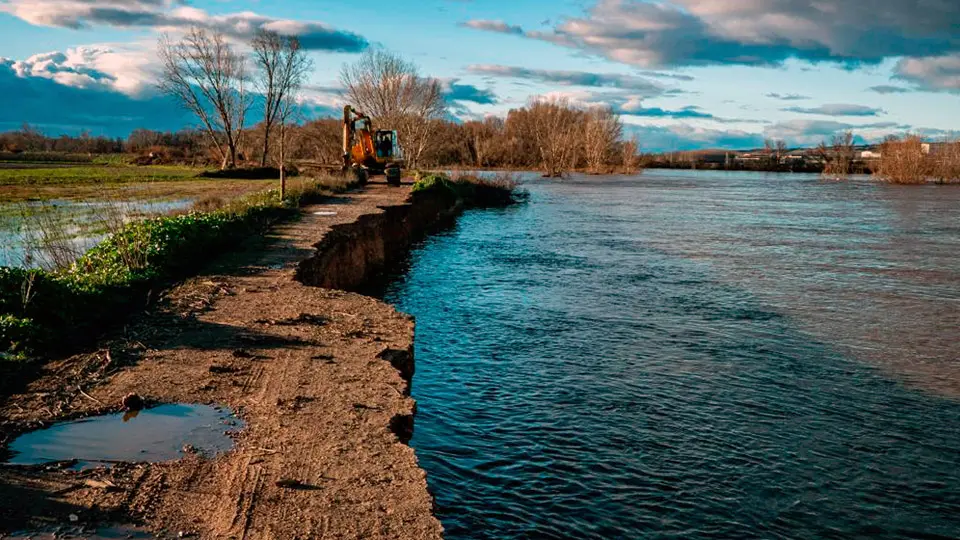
[875,136,960,184]
[818,131,857,179]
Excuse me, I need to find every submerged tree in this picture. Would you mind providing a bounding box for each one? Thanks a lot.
[584,106,623,174]
[158,28,250,170]
[525,97,583,177]
[818,131,856,179]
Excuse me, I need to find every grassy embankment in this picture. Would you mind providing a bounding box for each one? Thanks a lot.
[0,172,352,362]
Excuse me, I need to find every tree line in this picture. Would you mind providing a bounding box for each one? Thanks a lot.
[3,30,642,177]
[0,125,123,155]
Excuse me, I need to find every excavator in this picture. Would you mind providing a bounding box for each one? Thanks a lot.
[342,105,403,186]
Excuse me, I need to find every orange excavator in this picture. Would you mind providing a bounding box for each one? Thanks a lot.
[342,105,404,186]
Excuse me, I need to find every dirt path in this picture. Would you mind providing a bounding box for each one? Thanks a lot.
[0,184,444,539]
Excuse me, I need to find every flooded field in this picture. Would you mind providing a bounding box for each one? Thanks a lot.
[0,176,275,268]
[386,170,960,539]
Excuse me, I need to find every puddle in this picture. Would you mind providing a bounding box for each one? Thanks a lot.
[4,404,243,470]
[3,524,162,539]
[313,211,338,216]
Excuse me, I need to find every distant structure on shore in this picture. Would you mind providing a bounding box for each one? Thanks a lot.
[647,140,954,173]
[650,147,860,173]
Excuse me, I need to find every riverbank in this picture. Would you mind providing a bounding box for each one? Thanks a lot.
[0,183,481,538]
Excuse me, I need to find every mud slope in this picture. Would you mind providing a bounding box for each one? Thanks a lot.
[0,185,452,540]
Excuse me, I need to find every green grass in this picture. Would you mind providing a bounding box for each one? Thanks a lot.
[0,152,94,164]
[412,171,524,207]
[0,164,206,186]
[0,175,353,359]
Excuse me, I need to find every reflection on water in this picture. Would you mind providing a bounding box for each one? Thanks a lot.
[5,404,242,470]
[0,198,194,268]
[384,170,960,539]
[4,525,159,539]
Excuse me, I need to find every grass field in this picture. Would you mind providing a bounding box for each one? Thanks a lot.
[0,164,206,186]
[0,178,278,203]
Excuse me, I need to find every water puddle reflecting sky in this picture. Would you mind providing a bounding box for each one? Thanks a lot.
[5,404,242,470]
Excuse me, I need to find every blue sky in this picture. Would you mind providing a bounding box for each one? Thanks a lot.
[1,0,958,151]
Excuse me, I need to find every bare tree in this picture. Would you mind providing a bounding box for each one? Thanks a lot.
[932,139,960,183]
[775,139,787,164]
[252,31,313,169]
[876,135,928,184]
[620,135,643,174]
[340,50,446,168]
[818,131,856,179]
[158,28,250,170]
[583,106,623,174]
[763,138,787,169]
[526,97,583,177]
[300,118,344,165]
[276,82,306,197]
[464,117,504,168]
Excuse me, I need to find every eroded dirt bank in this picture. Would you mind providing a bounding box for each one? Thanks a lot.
[0,185,449,539]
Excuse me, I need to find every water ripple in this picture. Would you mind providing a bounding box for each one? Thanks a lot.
[386,171,960,540]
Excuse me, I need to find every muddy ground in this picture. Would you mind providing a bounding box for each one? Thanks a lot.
[0,184,445,539]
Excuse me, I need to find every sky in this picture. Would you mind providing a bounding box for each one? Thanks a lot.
[0,0,958,152]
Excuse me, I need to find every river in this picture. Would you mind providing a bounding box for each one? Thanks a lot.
[383,170,960,539]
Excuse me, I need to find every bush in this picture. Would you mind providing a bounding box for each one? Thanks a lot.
[876,137,960,184]
[91,153,134,166]
[412,171,524,207]
[411,173,460,198]
[0,315,38,359]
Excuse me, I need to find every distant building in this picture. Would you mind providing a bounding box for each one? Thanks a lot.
[922,142,951,155]
[861,150,882,159]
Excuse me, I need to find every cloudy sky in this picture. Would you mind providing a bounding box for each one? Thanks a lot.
[1,0,958,151]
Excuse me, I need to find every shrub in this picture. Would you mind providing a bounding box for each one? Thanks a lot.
[876,136,929,184]
[412,171,525,207]
[0,315,38,359]
[411,173,460,198]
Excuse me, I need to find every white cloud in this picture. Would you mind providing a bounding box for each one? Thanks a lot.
[782,104,885,117]
[6,45,158,97]
[465,0,960,68]
[763,119,907,146]
[895,55,960,92]
[467,64,679,98]
[1,0,368,51]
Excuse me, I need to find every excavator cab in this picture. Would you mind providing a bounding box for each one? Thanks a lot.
[342,106,404,186]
